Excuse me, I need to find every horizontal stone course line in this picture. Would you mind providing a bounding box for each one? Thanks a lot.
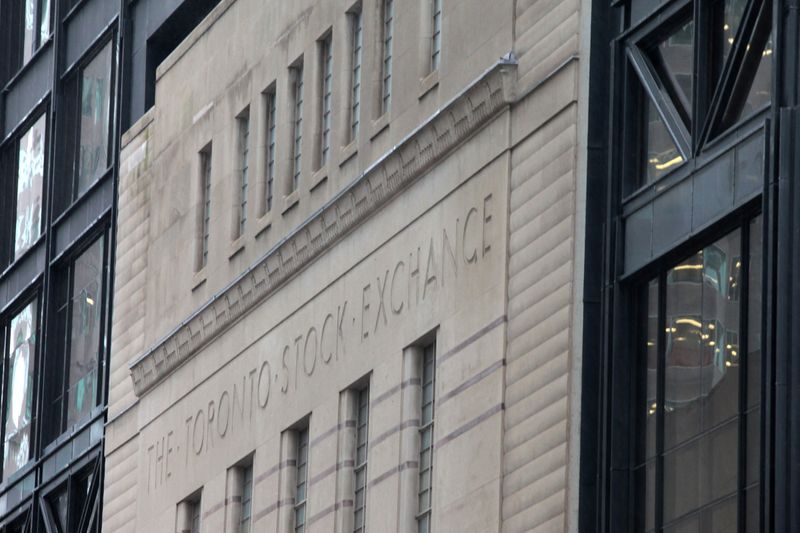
[371,419,420,449]
[254,498,295,523]
[368,461,419,489]
[435,403,504,449]
[255,459,296,487]
[128,60,517,397]
[310,420,356,448]
[436,315,507,366]
[309,460,355,486]
[306,499,354,527]
[438,359,505,406]
[371,378,420,409]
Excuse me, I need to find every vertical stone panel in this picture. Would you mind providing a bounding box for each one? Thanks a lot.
[513,0,580,93]
[102,114,154,533]
[502,100,578,533]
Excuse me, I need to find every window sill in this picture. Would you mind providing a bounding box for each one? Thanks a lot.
[255,213,273,239]
[310,165,328,192]
[282,190,300,215]
[340,140,358,167]
[191,269,207,291]
[370,113,390,141]
[419,70,440,100]
[228,237,245,260]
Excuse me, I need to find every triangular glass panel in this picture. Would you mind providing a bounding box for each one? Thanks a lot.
[643,93,685,184]
[742,31,773,116]
[48,488,68,533]
[719,0,748,69]
[653,18,694,121]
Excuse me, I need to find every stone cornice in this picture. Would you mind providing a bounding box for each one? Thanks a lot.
[129,57,518,397]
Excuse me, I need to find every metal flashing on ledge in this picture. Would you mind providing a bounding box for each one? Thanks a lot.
[128,58,518,397]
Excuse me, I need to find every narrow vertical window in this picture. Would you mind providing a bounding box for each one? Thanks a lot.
[417,344,435,533]
[239,464,253,533]
[177,494,202,533]
[77,42,113,197]
[294,428,309,533]
[264,91,277,213]
[381,0,395,115]
[22,0,51,66]
[350,8,363,141]
[353,386,370,533]
[430,0,442,72]
[199,147,212,270]
[191,499,201,533]
[320,35,333,167]
[291,64,305,192]
[238,112,250,237]
[66,238,104,428]
[14,114,46,261]
[4,301,37,481]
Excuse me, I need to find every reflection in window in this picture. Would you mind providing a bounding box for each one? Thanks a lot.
[23,0,51,65]
[77,43,112,197]
[719,0,748,69]
[642,95,683,185]
[14,114,46,260]
[4,301,36,481]
[66,239,104,428]
[638,218,762,531]
[655,18,694,117]
[743,32,772,116]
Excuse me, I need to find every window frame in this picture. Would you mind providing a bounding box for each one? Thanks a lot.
[2,108,50,270]
[60,37,117,211]
[619,0,773,201]
[629,212,763,532]
[380,0,395,116]
[0,293,41,485]
[319,32,333,168]
[349,5,363,143]
[236,109,250,239]
[290,61,305,193]
[42,230,109,448]
[417,343,435,533]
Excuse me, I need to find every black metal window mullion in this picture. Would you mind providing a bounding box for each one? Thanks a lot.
[627,45,692,158]
[655,272,666,533]
[737,219,750,533]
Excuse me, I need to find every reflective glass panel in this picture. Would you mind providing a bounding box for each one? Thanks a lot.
[4,301,36,480]
[747,216,763,410]
[14,114,46,260]
[643,96,683,185]
[77,43,112,196]
[664,230,740,449]
[657,18,694,114]
[720,0,748,68]
[743,32,773,116]
[67,238,104,427]
[23,0,36,64]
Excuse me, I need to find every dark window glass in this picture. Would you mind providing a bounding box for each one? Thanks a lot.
[642,93,684,186]
[77,43,113,197]
[45,236,105,444]
[654,18,694,117]
[637,218,762,531]
[742,32,772,116]
[4,300,37,481]
[49,486,68,532]
[14,114,46,261]
[23,0,51,65]
[718,0,748,70]
[66,238,104,427]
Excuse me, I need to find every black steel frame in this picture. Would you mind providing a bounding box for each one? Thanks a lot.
[579,0,800,531]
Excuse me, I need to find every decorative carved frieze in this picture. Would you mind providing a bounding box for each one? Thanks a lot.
[129,58,517,397]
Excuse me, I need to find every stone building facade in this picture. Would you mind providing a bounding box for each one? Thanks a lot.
[104,0,593,531]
